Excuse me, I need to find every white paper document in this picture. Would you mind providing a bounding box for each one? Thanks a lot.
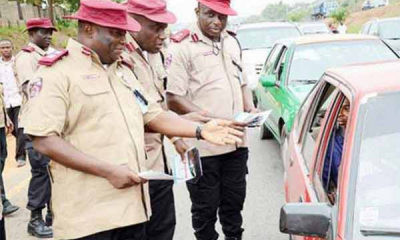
[172,147,203,183]
[138,171,174,180]
[139,147,203,182]
[235,110,272,127]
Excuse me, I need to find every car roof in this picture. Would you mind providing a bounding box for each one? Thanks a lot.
[237,22,297,30]
[326,60,400,96]
[277,34,378,45]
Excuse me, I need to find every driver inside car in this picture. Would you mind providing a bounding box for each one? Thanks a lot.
[322,98,350,197]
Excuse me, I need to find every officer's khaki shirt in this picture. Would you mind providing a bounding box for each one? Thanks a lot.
[24,38,162,240]
[14,42,46,129]
[123,34,169,173]
[166,24,248,157]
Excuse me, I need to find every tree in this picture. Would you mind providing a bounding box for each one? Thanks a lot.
[330,7,348,24]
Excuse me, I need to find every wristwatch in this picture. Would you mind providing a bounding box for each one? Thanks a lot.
[196,125,204,140]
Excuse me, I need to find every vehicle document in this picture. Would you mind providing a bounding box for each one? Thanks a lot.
[235,110,272,127]
[172,147,203,183]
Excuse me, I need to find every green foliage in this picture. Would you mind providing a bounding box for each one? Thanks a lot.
[330,7,348,23]
[288,8,310,22]
[260,2,289,21]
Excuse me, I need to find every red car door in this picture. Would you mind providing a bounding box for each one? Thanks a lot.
[285,80,341,240]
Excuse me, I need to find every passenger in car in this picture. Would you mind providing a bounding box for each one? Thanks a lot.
[322,98,350,193]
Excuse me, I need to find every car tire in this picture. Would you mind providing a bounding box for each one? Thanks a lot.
[280,124,288,168]
[260,123,273,140]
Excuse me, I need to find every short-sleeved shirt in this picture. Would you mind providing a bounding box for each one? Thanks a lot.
[166,24,248,157]
[24,38,162,240]
[123,34,169,173]
[0,57,22,108]
[14,42,46,128]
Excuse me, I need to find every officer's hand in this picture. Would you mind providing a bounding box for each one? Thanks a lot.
[106,164,145,189]
[247,108,260,114]
[173,139,190,162]
[182,111,211,123]
[6,121,14,135]
[201,119,244,146]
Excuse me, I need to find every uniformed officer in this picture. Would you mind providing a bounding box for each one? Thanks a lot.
[14,18,56,238]
[0,83,18,217]
[166,1,257,240]
[23,1,243,239]
[123,1,210,239]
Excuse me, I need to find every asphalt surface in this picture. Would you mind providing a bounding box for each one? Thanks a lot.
[3,128,287,240]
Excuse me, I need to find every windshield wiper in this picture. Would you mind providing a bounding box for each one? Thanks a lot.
[290,79,318,84]
[361,226,400,237]
[386,38,400,40]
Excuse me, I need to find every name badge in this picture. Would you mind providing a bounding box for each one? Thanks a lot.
[133,89,149,114]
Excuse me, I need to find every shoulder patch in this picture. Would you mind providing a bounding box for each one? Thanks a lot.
[39,50,69,66]
[21,46,35,53]
[171,29,190,43]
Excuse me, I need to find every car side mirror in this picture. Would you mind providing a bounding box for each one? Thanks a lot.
[260,75,277,88]
[280,203,332,238]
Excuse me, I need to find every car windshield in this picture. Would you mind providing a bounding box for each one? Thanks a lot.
[237,27,301,50]
[379,21,400,39]
[352,92,400,239]
[301,24,330,34]
[288,40,398,85]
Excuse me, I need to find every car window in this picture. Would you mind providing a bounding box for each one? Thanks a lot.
[288,40,397,85]
[263,44,283,75]
[369,22,378,35]
[378,20,400,39]
[236,27,300,50]
[314,95,350,205]
[301,82,337,170]
[275,47,289,82]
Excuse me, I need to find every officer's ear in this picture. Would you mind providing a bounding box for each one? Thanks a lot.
[78,21,96,39]
[195,4,200,18]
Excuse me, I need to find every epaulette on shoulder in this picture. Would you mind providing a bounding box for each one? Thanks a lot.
[21,46,35,53]
[121,58,134,69]
[39,50,69,66]
[170,29,190,43]
[226,30,237,37]
[125,42,135,53]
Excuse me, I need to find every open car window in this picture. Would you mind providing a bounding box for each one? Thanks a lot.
[300,82,337,170]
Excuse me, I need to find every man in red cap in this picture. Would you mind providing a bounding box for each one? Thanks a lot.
[123,1,213,239]
[14,17,57,239]
[23,0,244,239]
[166,1,256,240]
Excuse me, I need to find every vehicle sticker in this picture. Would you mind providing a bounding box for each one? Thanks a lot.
[360,207,379,227]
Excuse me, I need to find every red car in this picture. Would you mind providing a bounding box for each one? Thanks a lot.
[279,60,400,239]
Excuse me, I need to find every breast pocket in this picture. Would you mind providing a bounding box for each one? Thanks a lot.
[76,78,113,118]
[192,55,224,86]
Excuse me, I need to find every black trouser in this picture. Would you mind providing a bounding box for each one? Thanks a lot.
[6,107,27,161]
[187,148,249,240]
[0,128,9,206]
[26,143,51,212]
[0,217,5,240]
[146,180,175,240]
[71,223,146,240]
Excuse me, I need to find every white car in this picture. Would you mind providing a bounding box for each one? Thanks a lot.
[298,22,331,35]
[236,22,302,91]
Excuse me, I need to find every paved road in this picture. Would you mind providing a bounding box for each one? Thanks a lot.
[3,129,287,240]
